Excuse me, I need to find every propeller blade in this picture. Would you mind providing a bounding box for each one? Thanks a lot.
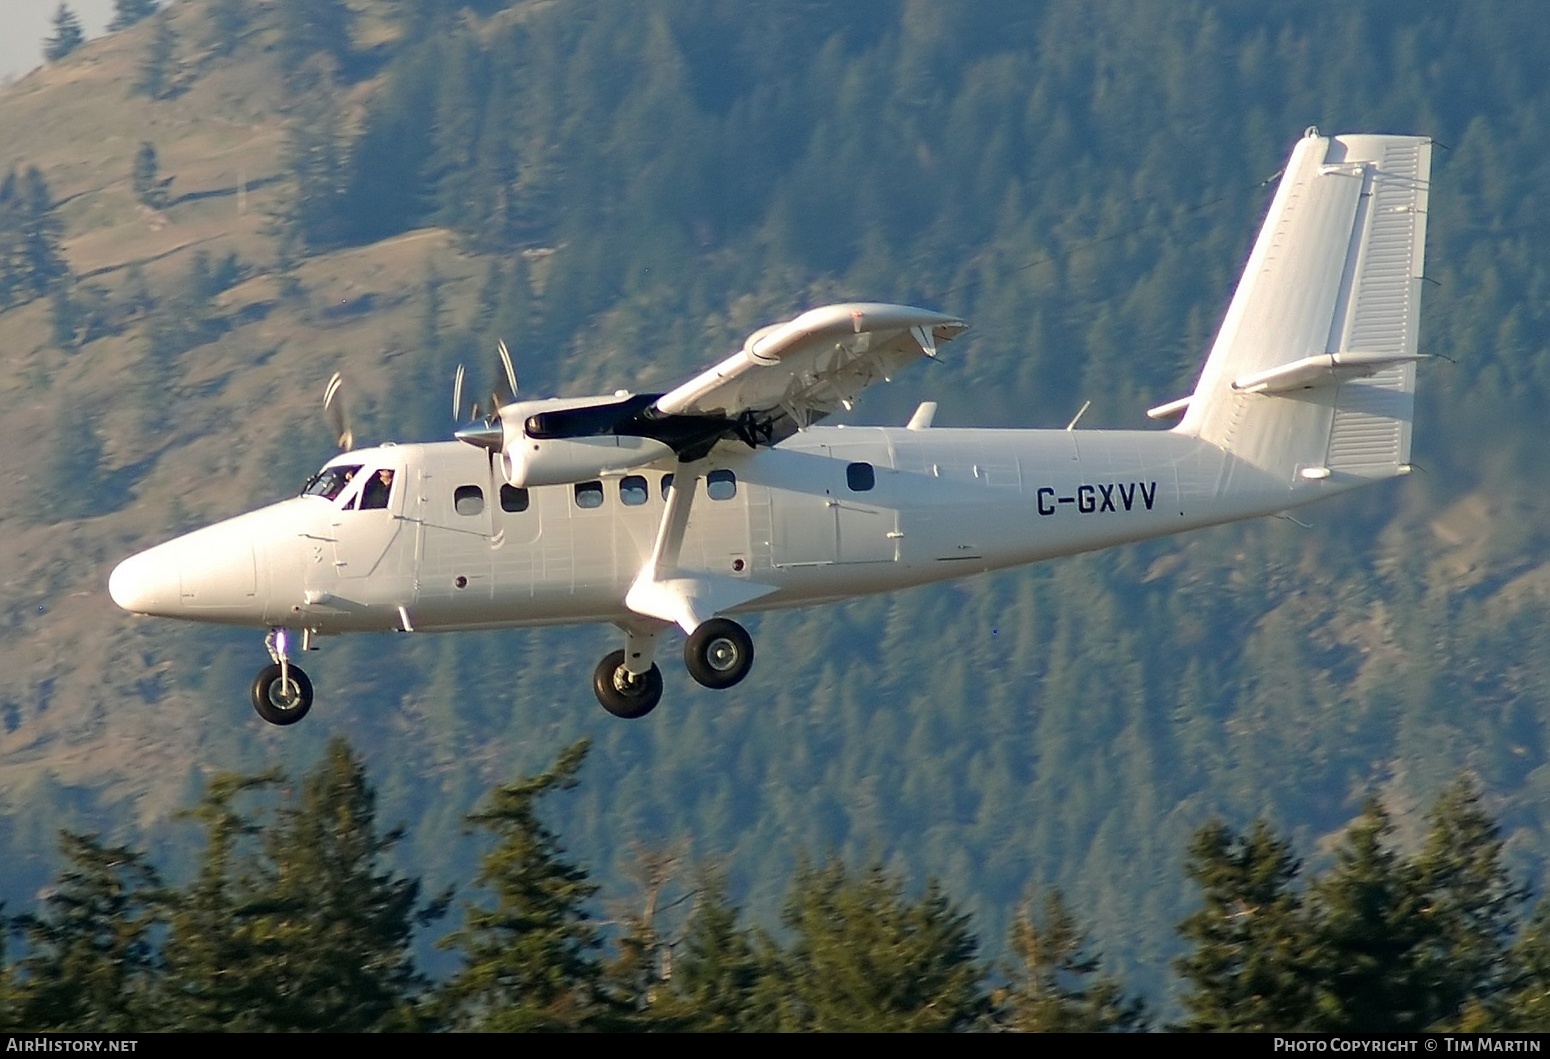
[452,364,466,422]
[323,371,353,451]
[497,339,519,403]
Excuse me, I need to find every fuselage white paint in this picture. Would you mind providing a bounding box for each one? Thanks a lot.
[109,423,1334,636]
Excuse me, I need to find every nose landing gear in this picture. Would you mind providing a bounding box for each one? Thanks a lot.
[251,627,314,725]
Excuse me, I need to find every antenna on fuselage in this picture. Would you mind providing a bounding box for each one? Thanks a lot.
[1065,400,1091,432]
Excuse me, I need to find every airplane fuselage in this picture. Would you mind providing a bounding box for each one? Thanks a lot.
[110,424,1326,637]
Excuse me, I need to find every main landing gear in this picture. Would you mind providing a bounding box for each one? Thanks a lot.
[592,618,754,718]
[252,627,314,726]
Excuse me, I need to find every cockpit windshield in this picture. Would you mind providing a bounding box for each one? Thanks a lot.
[301,464,363,501]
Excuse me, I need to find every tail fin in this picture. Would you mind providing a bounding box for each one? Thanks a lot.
[1169,129,1432,485]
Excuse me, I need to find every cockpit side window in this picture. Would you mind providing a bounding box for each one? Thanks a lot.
[302,464,363,501]
[360,468,396,510]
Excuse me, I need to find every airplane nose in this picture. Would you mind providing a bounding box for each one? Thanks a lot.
[109,549,179,614]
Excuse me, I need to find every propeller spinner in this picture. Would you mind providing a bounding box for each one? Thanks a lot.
[452,340,518,451]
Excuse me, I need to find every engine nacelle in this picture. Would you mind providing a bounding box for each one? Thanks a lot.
[501,434,674,487]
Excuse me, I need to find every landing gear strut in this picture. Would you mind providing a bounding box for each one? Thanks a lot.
[252,627,313,726]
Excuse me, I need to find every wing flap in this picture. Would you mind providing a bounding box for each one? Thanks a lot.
[654,303,967,425]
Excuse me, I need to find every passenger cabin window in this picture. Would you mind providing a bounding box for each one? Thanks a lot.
[360,469,395,510]
[660,473,674,500]
[846,462,875,492]
[454,485,484,516]
[500,484,530,513]
[620,476,648,506]
[301,464,362,501]
[707,469,737,501]
[574,481,604,509]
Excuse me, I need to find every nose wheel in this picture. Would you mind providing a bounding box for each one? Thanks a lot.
[252,627,314,726]
[251,663,313,725]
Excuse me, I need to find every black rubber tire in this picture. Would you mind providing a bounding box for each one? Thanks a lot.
[684,618,754,690]
[592,650,663,719]
[251,663,314,725]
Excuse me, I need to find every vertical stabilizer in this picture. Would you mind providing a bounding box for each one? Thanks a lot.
[1175,130,1432,487]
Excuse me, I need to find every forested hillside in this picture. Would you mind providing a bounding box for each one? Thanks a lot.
[2,0,1549,1016]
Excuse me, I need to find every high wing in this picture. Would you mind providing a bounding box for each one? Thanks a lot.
[471,302,969,485]
[652,302,968,443]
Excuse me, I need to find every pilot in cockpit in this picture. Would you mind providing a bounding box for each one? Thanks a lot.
[360,468,394,510]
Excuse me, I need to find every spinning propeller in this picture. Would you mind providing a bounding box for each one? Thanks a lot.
[452,340,521,451]
[322,371,354,451]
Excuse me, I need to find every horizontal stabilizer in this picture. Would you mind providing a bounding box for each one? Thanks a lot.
[1146,395,1192,420]
[1231,352,1430,395]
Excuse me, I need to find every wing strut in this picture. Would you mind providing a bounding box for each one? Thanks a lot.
[625,464,776,635]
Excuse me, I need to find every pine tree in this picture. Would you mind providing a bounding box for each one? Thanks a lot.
[1175,819,1314,1031]
[1413,777,1527,1025]
[278,68,350,250]
[5,834,165,1032]
[1305,799,1435,1032]
[44,5,85,62]
[108,0,158,33]
[1000,889,1147,1031]
[131,142,168,208]
[1503,900,1550,1030]
[158,770,283,1031]
[205,0,248,57]
[253,739,441,1030]
[275,0,353,74]
[0,167,70,310]
[134,13,176,100]
[663,869,765,1031]
[758,858,987,1031]
[161,747,437,1031]
[435,740,605,1031]
[600,842,695,1029]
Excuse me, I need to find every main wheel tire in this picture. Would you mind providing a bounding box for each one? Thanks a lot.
[592,650,663,719]
[251,663,314,726]
[684,618,754,690]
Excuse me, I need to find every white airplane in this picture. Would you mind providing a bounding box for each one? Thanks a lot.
[109,129,1433,725]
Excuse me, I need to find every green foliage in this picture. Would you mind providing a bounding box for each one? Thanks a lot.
[134,13,177,101]
[108,0,158,33]
[0,167,69,310]
[131,142,168,208]
[999,889,1147,1031]
[3,834,163,1032]
[660,868,763,1031]
[1306,800,1438,1031]
[145,251,237,360]
[1177,782,1533,1032]
[44,5,85,62]
[756,858,987,1031]
[275,0,353,76]
[205,0,248,57]
[434,739,606,1031]
[1175,819,1311,1031]
[159,742,437,1031]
